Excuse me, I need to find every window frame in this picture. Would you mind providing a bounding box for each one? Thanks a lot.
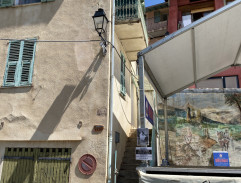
[120,52,126,96]
[154,11,161,23]
[0,0,54,8]
[3,39,37,87]
[196,76,240,89]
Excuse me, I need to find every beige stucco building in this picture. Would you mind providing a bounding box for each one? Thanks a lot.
[0,0,148,182]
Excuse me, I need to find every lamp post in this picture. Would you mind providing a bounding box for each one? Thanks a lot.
[93,8,109,55]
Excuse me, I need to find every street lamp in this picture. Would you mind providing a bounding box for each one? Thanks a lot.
[93,8,109,55]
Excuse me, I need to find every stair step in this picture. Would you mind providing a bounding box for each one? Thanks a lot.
[122,158,142,164]
[124,151,136,158]
[119,170,138,177]
[120,164,140,170]
[125,147,136,153]
[117,177,139,183]
[126,140,137,147]
[117,129,152,183]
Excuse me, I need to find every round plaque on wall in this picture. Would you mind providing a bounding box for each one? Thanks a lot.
[78,154,97,175]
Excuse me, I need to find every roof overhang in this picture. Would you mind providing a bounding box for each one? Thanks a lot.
[138,0,241,99]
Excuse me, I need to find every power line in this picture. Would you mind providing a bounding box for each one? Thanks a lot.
[0,38,139,80]
[0,39,100,43]
[107,41,139,80]
[114,76,132,125]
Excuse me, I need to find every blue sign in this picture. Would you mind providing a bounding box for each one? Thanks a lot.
[213,151,229,167]
[145,97,154,125]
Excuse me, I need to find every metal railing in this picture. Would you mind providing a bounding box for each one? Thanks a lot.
[115,0,139,20]
[115,0,148,45]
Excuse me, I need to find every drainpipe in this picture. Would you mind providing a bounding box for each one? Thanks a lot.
[107,0,115,182]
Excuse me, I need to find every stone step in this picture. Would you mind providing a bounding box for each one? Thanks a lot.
[119,164,140,170]
[126,139,137,147]
[118,170,139,178]
[125,147,136,154]
[122,157,142,164]
[129,129,152,135]
[124,151,136,158]
[117,129,152,183]
[117,177,139,183]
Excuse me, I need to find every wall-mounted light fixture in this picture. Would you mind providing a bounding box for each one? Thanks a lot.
[93,8,109,55]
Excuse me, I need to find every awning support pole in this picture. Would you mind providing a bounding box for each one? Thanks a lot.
[162,98,169,166]
[138,56,145,129]
[138,55,148,167]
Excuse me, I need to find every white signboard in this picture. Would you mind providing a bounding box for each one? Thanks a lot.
[136,147,152,161]
[137,128,149,146]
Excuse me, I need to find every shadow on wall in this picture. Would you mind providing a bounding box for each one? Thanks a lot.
[31,49,103,140]
[0,0,63,28]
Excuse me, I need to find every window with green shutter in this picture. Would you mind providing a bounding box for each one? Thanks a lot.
[0,0,14,7]
[3,39,36,87]
[0,0,54,7]
[120,53,126,95]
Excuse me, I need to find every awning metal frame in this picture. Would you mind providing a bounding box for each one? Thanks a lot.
[137,0,241,166]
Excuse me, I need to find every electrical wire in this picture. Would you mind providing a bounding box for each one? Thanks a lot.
[114,75,132,125]
[107,40,139,80]
[0,38,139,80]
[0,38,100,43]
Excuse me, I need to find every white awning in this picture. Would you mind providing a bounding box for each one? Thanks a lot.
[139,0,241,98]
[138,170,241,183]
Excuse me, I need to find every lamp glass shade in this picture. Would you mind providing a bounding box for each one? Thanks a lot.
[93,8,109,35]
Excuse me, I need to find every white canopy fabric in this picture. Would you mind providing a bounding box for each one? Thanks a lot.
[138,170,241,183]
[139,0,241,98]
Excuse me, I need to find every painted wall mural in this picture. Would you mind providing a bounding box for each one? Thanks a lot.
[158,90,241,167]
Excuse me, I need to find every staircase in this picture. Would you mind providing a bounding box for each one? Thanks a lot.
[117,129,152,183]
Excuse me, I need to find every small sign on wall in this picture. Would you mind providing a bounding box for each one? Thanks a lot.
[136,147,152,161]
[213,151,230,167]
[137,128,149,146]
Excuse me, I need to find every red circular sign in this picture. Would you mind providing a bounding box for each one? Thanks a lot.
[78,154,97,175]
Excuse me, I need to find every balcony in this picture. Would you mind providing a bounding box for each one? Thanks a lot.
[146,19,167,38]
[115,0,148,61]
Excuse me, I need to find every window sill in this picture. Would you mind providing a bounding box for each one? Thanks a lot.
[0,1,52,9]
[0,85,33,89]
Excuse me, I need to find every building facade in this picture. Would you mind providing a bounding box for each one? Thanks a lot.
[145,0,241,89]
[0,0,148,182]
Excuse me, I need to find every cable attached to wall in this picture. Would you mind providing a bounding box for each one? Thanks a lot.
[0,38,139,80]
[114,75,132,125]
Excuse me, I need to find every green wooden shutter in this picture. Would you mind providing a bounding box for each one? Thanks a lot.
[0,0,13,7]
[3,39,36,87]
[0,148,35,183]
[0,148,71,183]
[120,53,126,95]
[3,41,21,86]
[19,40,36,86]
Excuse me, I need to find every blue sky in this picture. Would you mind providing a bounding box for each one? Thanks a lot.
[145,0,165,7]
